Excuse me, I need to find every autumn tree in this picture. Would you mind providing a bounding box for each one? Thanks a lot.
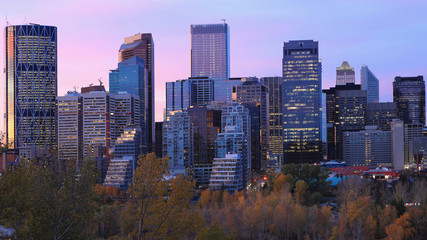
[120,153,202,240]
[385,212,415,240]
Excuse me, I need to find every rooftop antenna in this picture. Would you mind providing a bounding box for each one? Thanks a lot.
[98,78,103,86]
[89,83,94,87]
[23,16,26,25]
[5,15,10,26]
[221,19,226,23]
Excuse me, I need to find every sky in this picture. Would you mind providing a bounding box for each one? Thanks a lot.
[1,0,427,132]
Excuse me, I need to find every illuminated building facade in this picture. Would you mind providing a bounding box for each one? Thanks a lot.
[57,91,83,171]
[81,86,116,170]
[343,126,392,167]
[260,77,284,167]
[393,76,425,125]
[191,23,229,80]
[282,40,322,163]
[366,102,397,131]
[323,83,365,160]
[117,33,154,153]
[361,65,379,103]
[5,24,57,151]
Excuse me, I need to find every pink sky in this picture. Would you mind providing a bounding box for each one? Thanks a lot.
[1,0,427,132]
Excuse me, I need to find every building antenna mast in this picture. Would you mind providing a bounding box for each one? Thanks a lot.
[221,19,226,23]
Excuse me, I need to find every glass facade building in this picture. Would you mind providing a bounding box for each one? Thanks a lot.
[191,23,230,80]
[166,79,192,115]
[5,24,57,151]
[109,56,148,152]
[282,40,322,163]
[117,33,155,153]
[393,76,425,125]
[366,102,397,131]
[233,79,270,171]
[361,65,379,103]
[260,77,284,167]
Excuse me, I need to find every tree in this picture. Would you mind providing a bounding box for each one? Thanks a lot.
[281,163,331,192]
[295,180,309,204]
[195,224,237,240]
[385,212,415,240]
[0,159,97,239]
[121,153,202,239]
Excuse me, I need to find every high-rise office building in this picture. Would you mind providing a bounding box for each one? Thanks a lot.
[81,85,116,169]
[336,89,367,161]
[5,24,57,152]
[361,65,379,103]
[393,76,425,125]
[323,84,366,161]
[110,56,148,152]
[233,79,269,171]
[166,79,192,114]
[282,40,322,163]
[191,23,229,80]
[391,119,404,171]
[260,77,284,167]
[366,102,398,131]
[404,123,423,164]
[343,126,392,167]
[336,61,355,85]
[187,105,221,186]
[116,33,154,152]
[57,91,83,170]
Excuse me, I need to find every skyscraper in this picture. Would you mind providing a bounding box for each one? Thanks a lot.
[282,40,322,163]
[57,91,83,170]
[361,65,379,103]
[336,61,355,85]
[260,77,284,167]
[393,76,425,125]
[116,33,154,152]
[5,24,57,151]
[233,79,270,171]
[323,83,363,160]
[191,23,230,80]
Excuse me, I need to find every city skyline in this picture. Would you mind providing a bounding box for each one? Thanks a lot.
[1,0,427,132]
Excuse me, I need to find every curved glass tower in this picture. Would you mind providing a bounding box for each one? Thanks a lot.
[5,24,57,151]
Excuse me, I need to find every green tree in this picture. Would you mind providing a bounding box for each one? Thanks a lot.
[281,163,331,192]
[0,159,97,239]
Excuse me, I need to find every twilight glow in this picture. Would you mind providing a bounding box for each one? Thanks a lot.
[1,0,427,132]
